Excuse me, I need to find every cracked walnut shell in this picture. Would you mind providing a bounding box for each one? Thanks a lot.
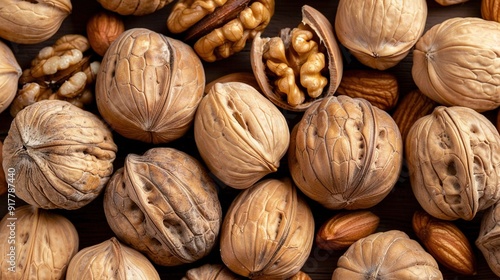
[288,95,403,210]
[2,100,117,210]
[406,106,500,221]
[96,28,205,144]
[103,147,222,266]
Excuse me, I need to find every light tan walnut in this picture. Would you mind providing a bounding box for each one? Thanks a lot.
[97,0,172,15]
[476,200,500,277]
[0,40,21,114]
[183,263,241,280]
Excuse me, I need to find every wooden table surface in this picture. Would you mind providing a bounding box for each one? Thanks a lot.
[1,0,498,279]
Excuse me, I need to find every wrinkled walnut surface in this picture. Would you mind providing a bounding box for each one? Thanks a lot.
[477,201,500,277]
[97,0,172,15]
[0,40,21,114]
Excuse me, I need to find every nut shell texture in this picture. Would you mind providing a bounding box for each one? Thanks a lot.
[96,28,205,144]
[289,95,403,209]
[0,40,21,114]
[476,201,500,277]
[2,100,117,210]
[412,17,500,112]
[103,147,222,266]
[97,0,172,15]
[220,178,314,279]
[406,106,500,220]
[194,82,290,189]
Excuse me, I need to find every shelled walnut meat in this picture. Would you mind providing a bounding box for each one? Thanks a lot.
[194,81,289,189]
[103,147,222,266]
[97,0,172,15]
[2,100,117,210]
[167,0,275,62]
[0,205,79,280]
[476,200,500,277]
[406,106,500,221]
[251,5,343,111]
[288,95,403,210]
[96,28,205,144]
[10,34,100,117]
[220,178,315,279]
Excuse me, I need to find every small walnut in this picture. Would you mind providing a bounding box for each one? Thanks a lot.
[0,0,71,44]
[194,82,290,189]
[0,205,79,279]
[406,106,500,221]
[183,263,241,280]
[96,28,205,144]
[86,11,125,56]
[482,0,500,22]
[167,0,275,62]
[220,178,315,279]
[97,0,172,15]
[412,17,500,112]
[103,147,222,266]
[335,0,427,70]
[251,5,343,111]
[288,95,403,210]
[476,200,500,277]
[332,230,443,279]
[3,100,117,210]
[66,237,160,280]
[0,40,21,114]
[10,34,100,117]
[435,0,470,5]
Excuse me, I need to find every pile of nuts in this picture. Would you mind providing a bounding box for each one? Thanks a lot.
[2,0,500,279]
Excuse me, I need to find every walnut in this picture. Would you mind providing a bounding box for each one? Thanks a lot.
[103,147,222,266]
[167,0,275,62]
[97,0,172,15]
[251,5,343,111]
[335,0,427,70]
[2,100,117,210]
[10,34,100,117]
[0,39,21,114]
[288,95,403,210]
[86,11,125,56]
[406,106,500,221]
[0,205,79,279]
[183,263,241,280]
[194,82,290,189]
[0,0,71,44]
[96,28,205,144]
[482,0,500,22]
[220,178,315,279]
[435,0,470,5]
[332,230,443,279]
[66,237,160,280]
[412,17,500,112]
[476,200,500,277]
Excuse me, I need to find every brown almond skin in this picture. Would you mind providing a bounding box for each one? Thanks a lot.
[412,210,476,275]
[315,210,380,250]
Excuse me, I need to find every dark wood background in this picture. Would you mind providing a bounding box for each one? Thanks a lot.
[1,0,498,279]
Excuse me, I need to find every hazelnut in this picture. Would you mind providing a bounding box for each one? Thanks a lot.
[86,11,125,56]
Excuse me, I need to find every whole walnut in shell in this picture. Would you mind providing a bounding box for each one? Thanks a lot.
[0,0,71,44]
[288,95,403,210]
[482,0,500,22]
[66,237,160,280]
[194,82,290,189]
[103,147,222,266]
[220,178,314,279]
[406,106,500,221]
[0,205,79,280]
[0,40,21,114]
[476,201,500,277]
[183,263,241,280]
[97,0,172,15]
[332,230,443,279]
[2,100,117,210]
[412,17,500,112]
[96,28,205,144]
[335,0,427,70]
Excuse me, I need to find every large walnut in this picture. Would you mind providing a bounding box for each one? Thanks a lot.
[476,201,500,277]
[103,147,222,266]
[194,82,289,189]
[406,106,500,221]
[2,100,117,210]
[220,178,314,279]
[96,28,205,144]
[288,95,403,210]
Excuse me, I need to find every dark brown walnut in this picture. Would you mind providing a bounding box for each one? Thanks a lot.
[0,205,79,279]
[103,147,222,266]
[96,28,205,144]
[288,95,403,210]
[332,230,443,279]
[194,82,289,189]
[86,11,125,56]
[183,263,241,280]
[66,237,160,280]
[287,271,312,280]
[11,34,99,117]
[220,178,315,279]
[476,200,500,277]
[97,0,172,15]
[251,5,343,111]
[167,0,275,62]
[336,69,399,111]
[2,100,117,210]
[0,0,71,44]
[482,0,500,22]
[406,106,500,221]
